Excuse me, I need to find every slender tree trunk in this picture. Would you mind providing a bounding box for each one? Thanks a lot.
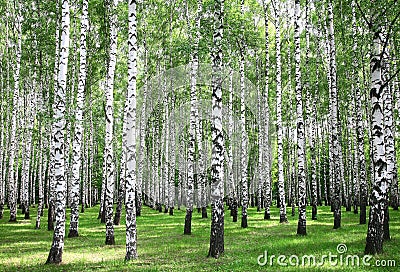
[208,0,224,259]
[382,29,395,241]
[327,1,341,229]
[22,71,37,220]
[365,26,389,255]
[68,0,88,238]
[262,0,271,220]
[169,94,176,215]
[294,0,306,235]
[104,0,118,245]
[227,69,238,222]
[192,1,206,217]
[239,0,248,228]
[351,3,367,222]
[46,0,70,264]
[7,0,22,223]
[137,19,149,217]
[184,0,202,235]
[36,126,46,229]
[256,55,263,213]
[273,0,288,224]
[124,0,138,260]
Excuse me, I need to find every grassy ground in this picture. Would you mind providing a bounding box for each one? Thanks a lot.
[0,204,399,271]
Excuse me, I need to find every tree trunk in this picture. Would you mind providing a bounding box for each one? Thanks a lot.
[104,0,118,246]
[294,0,306,235]
[239,0,248,227]
[7,0,23,223]
[46,0,70,264]
[208,0,224,259]
[68,0,88,238]
[365,27,389,255]
[273,0,288,224]
[327,1,341,229]
[124,0,138,260]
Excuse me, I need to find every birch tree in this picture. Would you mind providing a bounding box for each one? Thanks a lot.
[273,0,288,224]
[208,0,224,259]
[124,0,138,260]
[262,0,272,221]
[184,0,202,235]
[104,0,118,245]
[239,0,248,229]
[46,0,70,264]
[7,0,22,223]
[365,25,388,255]
[327,0,341,229]
[294,0,306,235]
[68,0,89,238]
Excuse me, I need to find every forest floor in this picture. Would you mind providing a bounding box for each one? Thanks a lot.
[0,204,399,271]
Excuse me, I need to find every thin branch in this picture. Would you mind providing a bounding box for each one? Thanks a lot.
[381,66,400,90]
[376,0,398,21]
[356,1,372,29]
[379,9,400,63]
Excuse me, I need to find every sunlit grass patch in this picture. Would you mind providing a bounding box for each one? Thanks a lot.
[0,204,399,271]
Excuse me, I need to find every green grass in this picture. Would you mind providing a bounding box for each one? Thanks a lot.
[0,205,399,271]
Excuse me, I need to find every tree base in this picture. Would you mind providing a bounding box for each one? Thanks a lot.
[113,213,121,226]
[24,211,30,220]
[264,210,270,220]
[360,203,366,224]
[208,199,224,259]
[241,215,248,228]
[68,229,79,238]
[333,210,341,229]
[312,205,317,220]
[105,235,115,245]
[169,207,174,216]
[383,207,390,241]
[35,221,40,229]
[231,201,238,222]
[280,214,288,223]
[125,253,138,261]
[48,205,54,230]
[297,220,307,235]
[365,236,383,255]
[46,245,63,264]
[201,207,208,219]
[184,210,192,235]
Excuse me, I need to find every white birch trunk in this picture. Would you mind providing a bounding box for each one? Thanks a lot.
[294,0,306,235]
[104,0,118,245]
[208,0,224,258]
[68,0,88,238]
[124,0,138,260]
[46,0,70,263]
[274,0,288,223]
